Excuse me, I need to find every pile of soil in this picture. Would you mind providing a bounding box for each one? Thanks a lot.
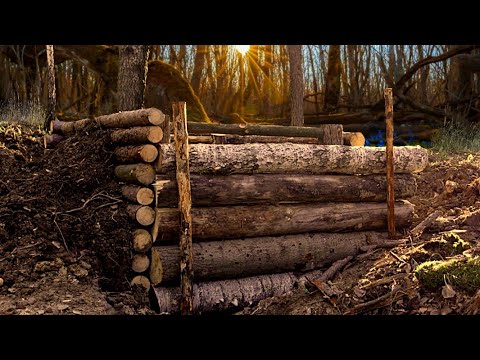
[0,122,153,315]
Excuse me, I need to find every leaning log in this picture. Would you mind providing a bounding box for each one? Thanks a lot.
[43,134,65,148]
[154,272,297,313]
[154,174,417,206]
[153,201,414,241]
[110,126,163,144]
[114,163,155,186]
[51,108,165,135]
[114,144,158,163]
[150,231,389,285]
[121,185,154,205]
[156,144,428,175]
[187,122,343,144]
[127,204,156,226]
[343,132,365,146]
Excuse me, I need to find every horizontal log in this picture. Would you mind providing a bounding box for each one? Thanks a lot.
[156,144,428,175]
[343,132,365,146]
[110,126,163,144]
[154,272,297,313]
[130,275,151,289]
[121,185,154,206]
[114,163,155,186]
[154,174,417,206]
[153,201,414,241]
[127,204,155,226]
[150,231,389,285]
[133,229,153,253]
[51,108,165,135]
[43,133,65,148]
[132,254,150,273]
[114,144,158,163]
[187,122,343,144]
[183,134,320,144]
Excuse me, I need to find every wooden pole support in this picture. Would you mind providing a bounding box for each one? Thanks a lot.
[384,88,396,239]
[173,102,194,315]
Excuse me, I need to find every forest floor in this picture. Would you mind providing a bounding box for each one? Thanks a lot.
[1,122,479,315]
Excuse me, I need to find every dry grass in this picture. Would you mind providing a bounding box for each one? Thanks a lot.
[0,99,46,128]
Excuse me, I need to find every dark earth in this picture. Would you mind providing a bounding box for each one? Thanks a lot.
[1,122,479,315]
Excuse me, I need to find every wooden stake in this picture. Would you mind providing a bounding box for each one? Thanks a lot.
[173,102,194,315]
[384,88,395,239]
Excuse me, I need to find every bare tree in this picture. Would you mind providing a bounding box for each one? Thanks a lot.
[288,45,304,126]
[191,45,206,94]
[44,45,56,130]
[118,45,149,111]
[324,45,341,112]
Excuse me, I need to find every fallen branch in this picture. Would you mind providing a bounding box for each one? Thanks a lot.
[410,210,443,238]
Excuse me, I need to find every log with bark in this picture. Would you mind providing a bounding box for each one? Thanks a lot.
[110,126,164,144]
[149,231,389,285]
[156,143,428,175]
[127,204,156,226]
[114,163,155,186]
[184,134,320,144]
[343,132,365,146]
[153,174,417,206]
[186,122,343,144]
[50,108,165,135]
[43,134,65,149]
[152,201,414,241]
[114,144,159,163]
[153,272,298,313]
[132,254,150,273]
[133,229,153,253]
[121,185,154,205]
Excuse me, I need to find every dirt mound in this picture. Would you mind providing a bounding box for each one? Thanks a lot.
[0,122,152,314]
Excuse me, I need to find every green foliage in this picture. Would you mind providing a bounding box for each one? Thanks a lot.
[431,120,480,154]
[0,100,46,128]
[415,256,480,292]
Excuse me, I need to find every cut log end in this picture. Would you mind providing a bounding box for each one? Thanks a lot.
[132,254,150,273]
[131,275,151,289]
[114,144,159,163]
[148,108,166,126]
[115,164,155,186]
[343,132,366,146]
[133,229,153,253]
[121,185,154,205]
[110,126,164,144]
[127,204,156,226]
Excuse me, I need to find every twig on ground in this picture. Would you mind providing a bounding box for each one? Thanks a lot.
[410,210,442,238]
[53,214,69,253]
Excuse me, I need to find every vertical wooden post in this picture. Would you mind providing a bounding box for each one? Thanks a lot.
[384,88,395,239]
[172,102,194,314]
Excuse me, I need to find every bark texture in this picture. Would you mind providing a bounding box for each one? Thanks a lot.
[118,45,149,111]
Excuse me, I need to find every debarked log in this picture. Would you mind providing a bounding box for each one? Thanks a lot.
[153,201,414,241]
[156,143,428,175]
[154,174,417,206]
[149,231,389,285]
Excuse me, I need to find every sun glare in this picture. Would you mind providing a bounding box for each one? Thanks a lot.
[234,45,250,55]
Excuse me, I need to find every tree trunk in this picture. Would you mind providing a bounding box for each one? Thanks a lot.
[287,45,304,126]
[121,185,154,205]
[186,122,343,143]
[114,144,159,163]
[133,229,153,253]
[324,45,341,112]
[150,231,389,285]
[118,45,149,111]
[114,163,155,186]
[110,126,164,144]
[44,45,56,130]
[51,108,165,135]
[342,132,365,146]
[153,201,414,241]
[154,173,417,206]
[155,143,428,175]
[190,45,206,95]
[126,204,156,226]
